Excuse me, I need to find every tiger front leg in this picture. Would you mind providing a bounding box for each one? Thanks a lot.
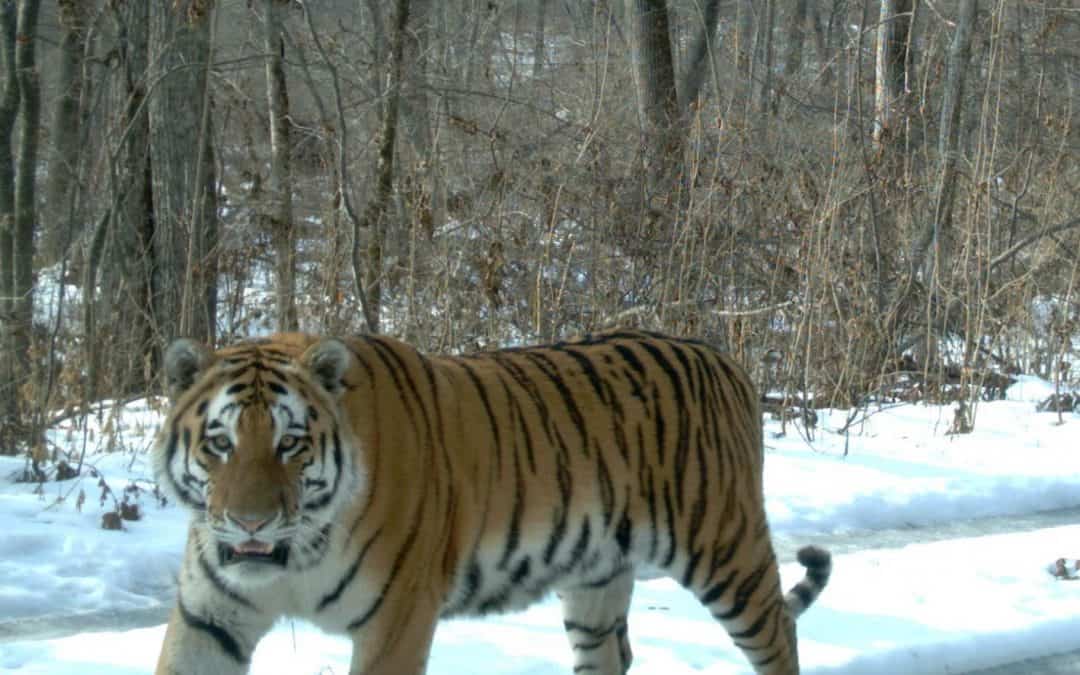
[155,602,272,675]
[347,601,439,675]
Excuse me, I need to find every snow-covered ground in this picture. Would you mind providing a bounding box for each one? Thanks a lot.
[1,377,1079,674]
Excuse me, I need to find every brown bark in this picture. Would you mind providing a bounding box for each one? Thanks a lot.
[12,0,42,436]
[43,0,90,262]
[107,0,156,394]
[533,0,550,78]
[873,0,914,148]
[0,2,19,439]
[149,0,218,346]
[355,0,411,334]
[782,0,809,78]
[625,0,680,210]
[922,0,977,281]
[679,0,720,111]
[262,0,297,331]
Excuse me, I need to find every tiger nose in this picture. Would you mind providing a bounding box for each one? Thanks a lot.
[227,511,270,534]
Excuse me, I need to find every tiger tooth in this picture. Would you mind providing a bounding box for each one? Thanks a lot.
[235,540,274,555]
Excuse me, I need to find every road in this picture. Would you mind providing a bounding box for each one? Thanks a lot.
[4,507,1080,673]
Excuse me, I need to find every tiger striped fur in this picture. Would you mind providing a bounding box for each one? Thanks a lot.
[153,330,830,675]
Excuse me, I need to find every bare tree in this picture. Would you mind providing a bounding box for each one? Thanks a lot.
[872,0,914,149]
[42,0,92,263]
[751,0,777,119]
[625,0,680,213]
[532,0,551,78]
[911,0,976,289]
[355,0,411,334]
[261,0,297,331]
[148,0,218,347]
[782,0,810,80]
[106,0,155,394]
[0,0,20,444]
[679,0,721,111]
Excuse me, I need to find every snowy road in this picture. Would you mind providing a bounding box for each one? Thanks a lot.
[966,651,1080,675]
[772,503,1080,559]
[5,505,1080,674]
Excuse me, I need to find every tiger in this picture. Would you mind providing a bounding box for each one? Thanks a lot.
[153,330,831,675]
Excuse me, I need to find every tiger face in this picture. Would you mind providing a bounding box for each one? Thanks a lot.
[154,336,362,587]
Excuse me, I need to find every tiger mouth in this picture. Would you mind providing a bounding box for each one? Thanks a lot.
[218,540,290,568]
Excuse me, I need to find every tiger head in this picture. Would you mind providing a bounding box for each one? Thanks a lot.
[153,335,363,586]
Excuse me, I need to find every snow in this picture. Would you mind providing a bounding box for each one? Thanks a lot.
[1,384,1079,674]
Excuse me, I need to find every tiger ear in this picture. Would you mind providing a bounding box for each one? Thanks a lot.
[163,338,214,400]
[301,339,352,398]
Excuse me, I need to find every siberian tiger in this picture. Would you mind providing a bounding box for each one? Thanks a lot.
[153,330,830,675]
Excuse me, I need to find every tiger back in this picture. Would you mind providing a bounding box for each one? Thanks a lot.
[153,330,830,675]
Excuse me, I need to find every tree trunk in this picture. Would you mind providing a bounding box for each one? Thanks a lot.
[12,0,42,436]
[532,0,550,78]
[149,0,218,347]
[751,0,776,120]
[262,0,297,331]
[107,0,155,394]
[873,0,913,149]
[924,0,977,281]
[399,0,434,180]
[735,0,754,76]
[782,0,809,79]
[42,0,90,263]
[0,1,19,443]
[679,0,720,111]
[625,0,680,212]
[355,0,411,334]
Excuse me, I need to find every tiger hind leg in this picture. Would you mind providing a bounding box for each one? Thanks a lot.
[558,570,635,675]
[692,545,831,675]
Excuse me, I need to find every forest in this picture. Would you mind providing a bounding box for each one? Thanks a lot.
[0,0,1077,458]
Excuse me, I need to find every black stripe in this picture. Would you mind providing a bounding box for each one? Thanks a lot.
[701,568,738,604]
[555,346,608,403]
[492,355,549,421]
[542,447,573,565]
[661,481,677,567]
[197,551,256,610]
[564,618,619,638]
[317,528,382,611]
[523,352,591,458]
[639,452,658,561]
[496,379,526,570]
[615,498,633,556]
[612,344,646,376]
[639,341,690,513]
[729,598,779,644]
[176,598,247,664]
[650,383,666,465]
[510,556,531,583]
[596,449,615,529]
[706,503,747,582]
[565,518,593,570]
[302,429,344,511]
[716,557,773,621]
[346,515,424,631]
[458,360,505,478]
